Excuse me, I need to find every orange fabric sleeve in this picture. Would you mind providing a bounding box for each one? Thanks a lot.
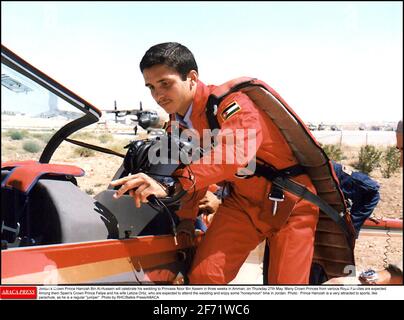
[176,92,263,192]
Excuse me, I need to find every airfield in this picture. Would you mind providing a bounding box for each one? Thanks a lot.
[1,113,398,147]
[1,114,402,285]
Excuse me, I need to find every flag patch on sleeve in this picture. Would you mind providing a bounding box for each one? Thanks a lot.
[221,101,241,121]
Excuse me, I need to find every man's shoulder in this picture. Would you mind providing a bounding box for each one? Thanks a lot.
[216,91,254,123]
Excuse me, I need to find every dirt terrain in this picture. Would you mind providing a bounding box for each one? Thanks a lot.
[1,131,402,280]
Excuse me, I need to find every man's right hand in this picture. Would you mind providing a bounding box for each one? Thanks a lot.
[110,173,168,208]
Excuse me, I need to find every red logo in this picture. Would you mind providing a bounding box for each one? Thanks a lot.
[0,286,37,299]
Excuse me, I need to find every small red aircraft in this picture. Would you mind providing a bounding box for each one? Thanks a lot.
[2,45,401,286]
[1,44,199,285]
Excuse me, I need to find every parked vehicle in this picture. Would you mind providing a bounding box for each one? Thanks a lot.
[306,122,317,131]
[330,125,341,131]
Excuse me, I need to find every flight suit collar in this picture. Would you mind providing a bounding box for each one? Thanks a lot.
[192,80,213,117]
[189,80,215,133]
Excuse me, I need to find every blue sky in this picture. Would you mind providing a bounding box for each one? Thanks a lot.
[1,1,402,123]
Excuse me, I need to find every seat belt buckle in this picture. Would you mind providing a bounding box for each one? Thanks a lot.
[268,186,284,216]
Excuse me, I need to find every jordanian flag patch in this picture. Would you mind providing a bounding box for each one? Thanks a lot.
[221,101,241,121]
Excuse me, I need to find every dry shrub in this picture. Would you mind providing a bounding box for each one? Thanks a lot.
[22,140,41,153]
[73,147,96,157]
[8,129,29,140]
[381,146,401,178]
[353,145,382,175]
[98,133,114,144]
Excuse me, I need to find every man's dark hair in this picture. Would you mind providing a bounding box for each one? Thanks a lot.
[139,42,198,80]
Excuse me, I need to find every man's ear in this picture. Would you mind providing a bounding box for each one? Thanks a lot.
[188,70,198,85]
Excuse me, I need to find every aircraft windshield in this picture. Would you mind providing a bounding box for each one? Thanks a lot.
[1,61,85,162]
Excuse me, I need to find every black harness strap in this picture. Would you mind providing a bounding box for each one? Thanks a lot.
[205,95,221,132]
[253,162,350,237]
[254,162,306,180]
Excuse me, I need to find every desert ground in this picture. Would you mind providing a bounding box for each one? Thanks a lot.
[1,127,402,284]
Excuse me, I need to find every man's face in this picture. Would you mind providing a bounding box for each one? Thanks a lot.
[143,64,197,116]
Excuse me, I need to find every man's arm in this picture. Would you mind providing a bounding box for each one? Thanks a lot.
[175,92,263,192]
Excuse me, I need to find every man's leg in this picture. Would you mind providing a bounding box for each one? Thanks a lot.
[188,203,262,284]
[267,200,319,284]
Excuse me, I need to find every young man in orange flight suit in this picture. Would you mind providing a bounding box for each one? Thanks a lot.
[111,42,319,284]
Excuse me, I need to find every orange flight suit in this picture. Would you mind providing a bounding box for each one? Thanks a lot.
[173,80,319,284]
